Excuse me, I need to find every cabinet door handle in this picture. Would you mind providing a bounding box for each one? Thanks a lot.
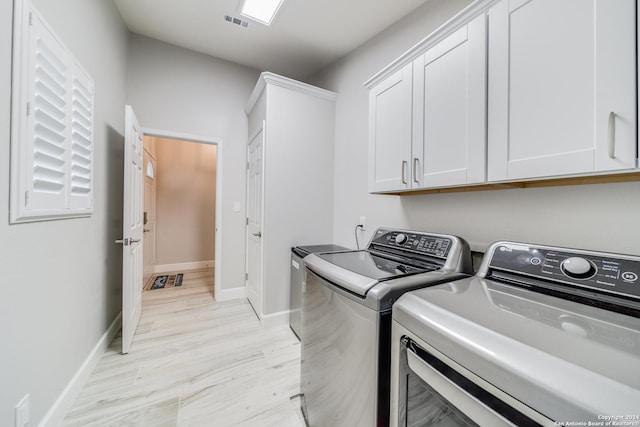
[608,112,616,159]
[401,161,408,185]
[413,158,420,184]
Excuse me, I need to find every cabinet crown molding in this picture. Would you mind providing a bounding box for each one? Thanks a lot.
[364,0,500,89]
[245,71,337,114]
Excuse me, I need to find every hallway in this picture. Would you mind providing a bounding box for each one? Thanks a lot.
[62,269,304,426]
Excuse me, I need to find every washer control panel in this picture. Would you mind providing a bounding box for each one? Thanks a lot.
[488,243,640,300]
[370,229,452,258]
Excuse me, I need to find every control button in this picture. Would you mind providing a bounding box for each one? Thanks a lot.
[561,257,596,280]
[530,257,542,266]
[622,272,638,282]
[395,233,408,245]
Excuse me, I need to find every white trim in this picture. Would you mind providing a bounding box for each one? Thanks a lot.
[152,260,214,274]
[142,127,224,304]
[364,0,501,88]
[142,128,221,146]
[260,309,290,329]
[215,287,246,302]
[245,72,337,114]
[38,313,122,427]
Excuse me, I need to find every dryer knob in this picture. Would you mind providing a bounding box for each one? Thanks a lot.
[395,233,408,245]
[561,257,596,279]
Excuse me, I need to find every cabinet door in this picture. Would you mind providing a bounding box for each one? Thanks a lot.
[413,15,487,188]
[368,63,413,192]
[488,0,636,182]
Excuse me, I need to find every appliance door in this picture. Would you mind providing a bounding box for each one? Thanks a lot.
[395,336,545,427]
[301,268,384,427]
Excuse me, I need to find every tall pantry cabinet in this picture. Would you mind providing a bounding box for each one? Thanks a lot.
[244,72,337,326]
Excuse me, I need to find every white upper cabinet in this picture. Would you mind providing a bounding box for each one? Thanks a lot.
[413,14,487,188]
[367,12,488,193]
[368,63,413,192]
[368,0,637,193]
[487,0,637,182]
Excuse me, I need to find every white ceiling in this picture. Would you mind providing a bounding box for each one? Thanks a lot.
[113,0,430,80]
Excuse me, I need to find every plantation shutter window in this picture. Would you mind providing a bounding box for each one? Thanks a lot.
[10,0,95,223]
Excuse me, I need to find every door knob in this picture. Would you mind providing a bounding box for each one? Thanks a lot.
[143,229,150,233]
[252,232,262,238]
[116,238,141,245]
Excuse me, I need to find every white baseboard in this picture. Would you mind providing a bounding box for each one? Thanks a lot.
[261,309,290,329]
[215,286,246,302]
[152,260,214,274]
[38,313,122,427]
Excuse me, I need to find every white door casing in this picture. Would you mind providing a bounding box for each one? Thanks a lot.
[121,105,144,354]
[143,148,157,285]
[246,123,265,318]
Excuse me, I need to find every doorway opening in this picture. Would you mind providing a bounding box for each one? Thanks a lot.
[141,128,223,300]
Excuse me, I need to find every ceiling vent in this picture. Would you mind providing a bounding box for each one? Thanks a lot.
[224,15,249,28]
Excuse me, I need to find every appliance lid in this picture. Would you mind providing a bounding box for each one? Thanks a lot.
[305,251,440,297]
[393,278,640,422]
[304,253,379,296]
[302,228,471,298]
[318,250,439,279]
[292,244,349,258]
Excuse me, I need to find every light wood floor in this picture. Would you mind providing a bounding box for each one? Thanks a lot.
[62,268,305,426]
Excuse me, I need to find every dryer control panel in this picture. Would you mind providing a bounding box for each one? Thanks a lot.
[369,229,452,259]
[487,243,640,300]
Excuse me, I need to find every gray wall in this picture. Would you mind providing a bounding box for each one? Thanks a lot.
[155,138,217,266]
[126,35,261,293]
[0,0,129,425]
[311,0,640,256]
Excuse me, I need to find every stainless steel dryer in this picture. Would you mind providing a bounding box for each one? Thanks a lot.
[391,241,640,426]
[300,228,473,427]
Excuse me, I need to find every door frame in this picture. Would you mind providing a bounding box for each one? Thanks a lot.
[142,127,223,299]
[142,146,157,285]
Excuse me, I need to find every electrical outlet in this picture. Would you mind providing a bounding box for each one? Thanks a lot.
[15,394,29,427]
[359,216,366,231]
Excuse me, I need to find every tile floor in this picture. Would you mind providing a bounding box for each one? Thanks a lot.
[62,268,306,427]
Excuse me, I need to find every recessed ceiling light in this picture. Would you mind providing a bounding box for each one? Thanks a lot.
[239,0,285,26]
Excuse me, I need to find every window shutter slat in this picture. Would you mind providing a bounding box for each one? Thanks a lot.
[69,62,94,206]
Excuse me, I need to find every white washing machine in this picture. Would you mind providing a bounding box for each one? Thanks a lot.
[391,241,640,426]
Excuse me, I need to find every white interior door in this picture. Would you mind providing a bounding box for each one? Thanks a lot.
[246,123,265,318]
[120,105,144,354]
